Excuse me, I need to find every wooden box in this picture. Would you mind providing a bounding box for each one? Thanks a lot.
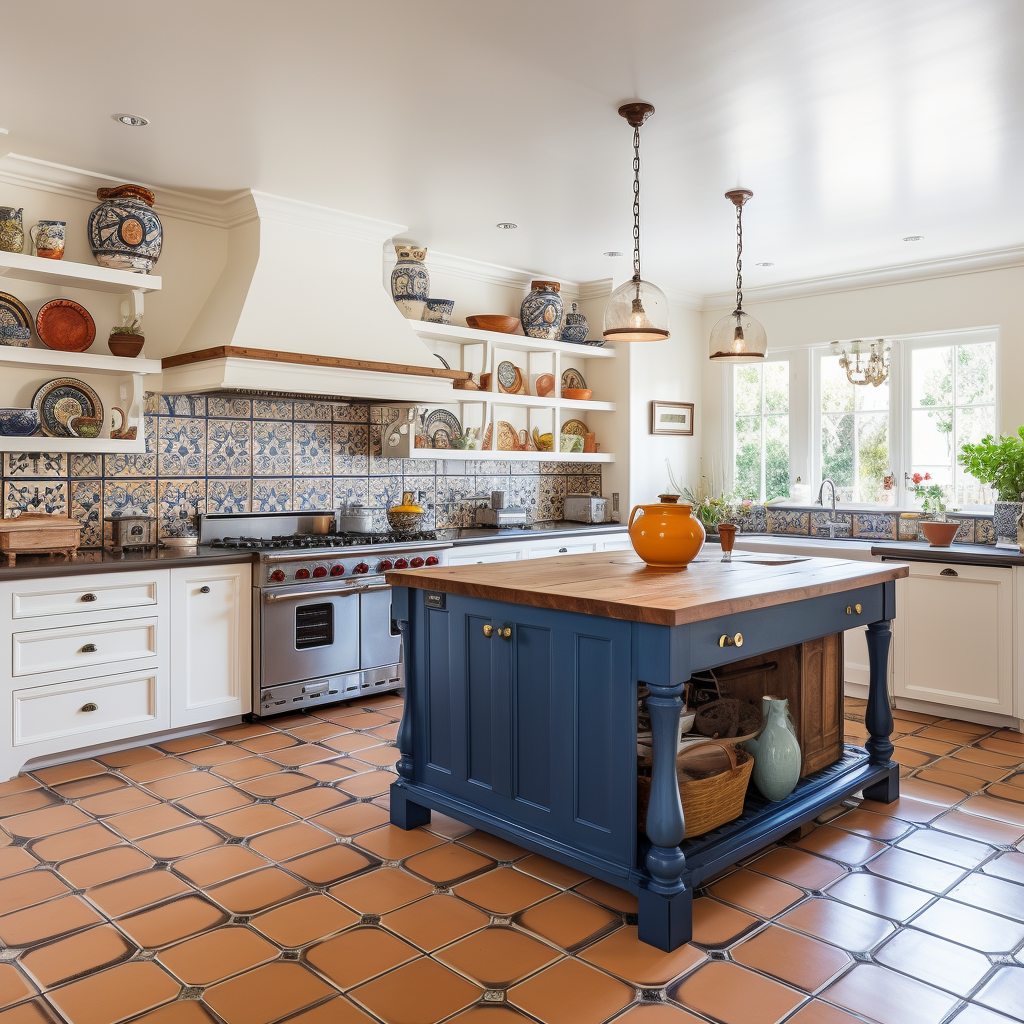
[0,513,82,567]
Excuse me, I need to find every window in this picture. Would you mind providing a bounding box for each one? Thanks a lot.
[732,361,790,503]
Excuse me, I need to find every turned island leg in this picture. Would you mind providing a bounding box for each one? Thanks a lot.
[390,612,431,829]
[862,618,899,803]
[639,678,691,950]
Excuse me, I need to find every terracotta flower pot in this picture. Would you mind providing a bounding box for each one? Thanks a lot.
[920,520,959,547]
[108,333,145,358]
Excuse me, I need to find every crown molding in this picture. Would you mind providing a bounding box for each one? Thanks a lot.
[702,244,1024,309]
[577,278,613,302]
[663,285,704,311]
[420,248,580,296]
[250,191,406,243]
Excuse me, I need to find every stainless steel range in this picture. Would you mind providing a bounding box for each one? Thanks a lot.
[198,512,450,717]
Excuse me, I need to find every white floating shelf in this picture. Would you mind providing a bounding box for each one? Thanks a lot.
[446,392,615,413]
[0,436,144,453]
[0,250,162,294]
[0,346,162,377]
[411,321,616,358]
[405,449,613,463]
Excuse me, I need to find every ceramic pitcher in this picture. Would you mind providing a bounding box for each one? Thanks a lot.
[745,696,801,802]
[627,502,706,567]
[0,208,24,253]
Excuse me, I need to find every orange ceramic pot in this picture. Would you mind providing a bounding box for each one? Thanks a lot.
[628,503,706,567]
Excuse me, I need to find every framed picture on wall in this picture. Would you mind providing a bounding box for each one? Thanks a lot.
[650,401,694,436]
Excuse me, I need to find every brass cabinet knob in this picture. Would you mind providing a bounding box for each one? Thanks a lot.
[80,643,97,654]
[81,593,97,603]
[845,604,863,615]
[499,627,513,639]
[718,633,743,648]
[80,703,98,713]
[483,624,493,638]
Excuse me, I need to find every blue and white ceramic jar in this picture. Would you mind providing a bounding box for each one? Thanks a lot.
[560,301,588,343]
[0,208,24,254]
[521,280,563,341]
[391,245,430,305]
[88,185,163,273]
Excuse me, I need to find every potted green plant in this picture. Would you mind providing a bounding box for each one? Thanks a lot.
[108,312,145,358]
[910,473,958,546]
[958,429,1024,542]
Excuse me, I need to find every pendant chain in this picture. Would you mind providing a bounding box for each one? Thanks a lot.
[734,202,744,313]
[632,125,642,283]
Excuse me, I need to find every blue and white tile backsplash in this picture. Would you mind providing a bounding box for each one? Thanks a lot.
[0,394,603,548]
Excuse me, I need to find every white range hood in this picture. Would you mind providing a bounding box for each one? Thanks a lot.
[158,191,460,401]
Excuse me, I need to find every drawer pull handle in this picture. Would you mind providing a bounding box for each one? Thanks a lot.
[199,586,211,594]
[846,604,863,615]
[499,626,513,639]
[80,703,98,713]
[940,567,958,577]
[483,624,494,638]
[81,593,98,603]
[718,632,743,648]
[80,643,97,654]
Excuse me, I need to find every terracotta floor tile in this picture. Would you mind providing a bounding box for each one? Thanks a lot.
[285,844,374,885]
[283,996,378,1023]
[778,897,894,952]
[732,923,850,991]
[980,737,1024,756]
[795,825,886,866]
[382,893,490,951]
[895,826,995,868]
[176,787,251,818]
[747,848,846,890]
[331,866,434,914]
[899,777,966,806]
[116,895,228,949]
[234,730,294,752]
[671,961,804,1024]
[611,1007,706,1024]
[856,795,945,823]
[236,772,316,799]
[32,759,107,786]
[46,960,180,1024]
[253,893,359,947]
[708,868,803,918]
[143,772,224,801]
[516,891,620,950]
[991,728,1024,745]
[440,926,561,987]
[353,824,445,861]
[0,778,38,797]
[312,802,391,836]
[158,925,278,985]
[274,786,349,818]
[825,872,933,921]
[866,846,966,893]
[0,847,37,879]
[306,925,419,988]
[916,768,988,793]
[59,846,155,888]
[265,743,337,768]
[20,923,133,988]
[180,745,249,767]
[403,843,493,885]
[455,866,558,915]
[984,851,1024,885]
[119,756,195,784]
[207,804,297,838]
[786,1004,870,1024]
[894,735,959,756]
[302,762,357,783]
[2,805,91,839]
[937,757,1008,783]
[337,771,395,798]
[912,898,1024,953]
[974,966,1024,1019]
[574,878,639,914]
[53,775,126,800]
[954,746,1022,768]
[249,821,335,861]
[690,898,758,946]
[207,866,307,914]
[31,823,119,862]
[203,961,335,1024]
[0,964,34,1009]
[77,787,159,818]
[513,853,588,889]
[369,723,400,741]
[0,791,59,818]
[0,893,103,947]
[116,1001,218,1024]
[934,808,1024,846]
[459,830,531,862]
[961,793,1024,827]
[351,745,401,768]
[106,803,195,840]
[823,963,958,1024]
[947,871,1024,919]
[98,746,163,768]
[894,748,935,768]
[286,721,348,742]
[174,845,268,887]
[135,824,223,860]
[829,808,913,841]
[211,757,281,782]
[582,925,704,986]
[0,869,68,915]
[323,733,383,754]
[874,927,991,997]
[988,783,1024,804]
[352,957,483,1024]
[331,711,397,730]
[87,868,192,917]
[156,734,220,754]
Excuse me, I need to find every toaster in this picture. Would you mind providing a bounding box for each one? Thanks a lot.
[562,496,608,523]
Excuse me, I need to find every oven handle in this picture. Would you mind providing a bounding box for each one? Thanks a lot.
[264,583,391,602]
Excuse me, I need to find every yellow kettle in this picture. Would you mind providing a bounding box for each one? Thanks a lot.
[628,502,706,567]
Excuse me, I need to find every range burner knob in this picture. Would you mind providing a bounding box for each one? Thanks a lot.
[410,557,425,568]
[353,562,370,574]
[377,559,394,572]
[329,564,345,576]
[295,568,311,580]
[269,569,286,582]
[425,556,439,566]
[393,558,409,569]
[312,565,328,578]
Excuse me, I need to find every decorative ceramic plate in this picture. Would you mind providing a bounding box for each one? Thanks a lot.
[534,373,555,398]
[561,418,588,437]
[0,291,32,332]
[496,360,522,394]
[561,368,587,391]
[496,420,520,450]
[36,299,96,352]
[32,377,103,438]
[423,408,461,448]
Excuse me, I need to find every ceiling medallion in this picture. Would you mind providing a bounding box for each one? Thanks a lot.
[831,338,890,387]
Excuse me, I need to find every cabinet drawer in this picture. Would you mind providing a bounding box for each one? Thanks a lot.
[526,541,598,559]
[10,576,159,620]
[13,670,162,746]
[13,618,158,677]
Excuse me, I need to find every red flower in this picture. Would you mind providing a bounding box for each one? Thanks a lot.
[911,473,923,484]
[924,473,931,481]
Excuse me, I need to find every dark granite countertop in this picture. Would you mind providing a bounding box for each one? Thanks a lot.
[439,521,627,545]
[870,542,1024,567]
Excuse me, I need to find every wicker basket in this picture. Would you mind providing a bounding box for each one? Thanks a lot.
[637,740,753,838]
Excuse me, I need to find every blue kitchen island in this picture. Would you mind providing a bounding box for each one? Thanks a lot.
[386,550,909,950]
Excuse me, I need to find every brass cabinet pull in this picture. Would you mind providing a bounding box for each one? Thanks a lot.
[846,604,863,615]
[199,586,211,594]
[81,593,97,603]
[940,567,958,577]
[718,633,743,648]
[499,626,513,639]
[482,624,494,638]
[80,643,97,654]
[80,703,98,713]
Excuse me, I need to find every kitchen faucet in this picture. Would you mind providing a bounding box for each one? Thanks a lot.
[815,478,849,538]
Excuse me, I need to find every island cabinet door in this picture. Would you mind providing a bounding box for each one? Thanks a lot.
[416,594,637,864]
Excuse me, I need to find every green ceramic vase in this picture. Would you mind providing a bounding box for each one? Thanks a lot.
[745,696,801,802]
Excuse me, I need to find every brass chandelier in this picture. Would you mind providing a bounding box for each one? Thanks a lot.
[831,338,891,387]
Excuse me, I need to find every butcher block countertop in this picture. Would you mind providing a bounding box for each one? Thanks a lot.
[388,550,909,626]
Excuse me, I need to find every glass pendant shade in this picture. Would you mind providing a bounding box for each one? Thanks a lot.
[602,277,670,342]
[708,309,767,361]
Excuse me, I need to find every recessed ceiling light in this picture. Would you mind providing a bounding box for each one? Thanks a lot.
[114,113,149,127]
[603,251,624,257]
[755,262,774,267]
[496,222,517,230]
[0,127,8,136]
[903,235,923,242]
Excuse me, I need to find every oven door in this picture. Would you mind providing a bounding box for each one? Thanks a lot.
[359,583,402,670]
[261,583,360,688]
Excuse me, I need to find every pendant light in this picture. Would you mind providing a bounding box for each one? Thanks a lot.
[708,190,767,362]
[602,102,670,343]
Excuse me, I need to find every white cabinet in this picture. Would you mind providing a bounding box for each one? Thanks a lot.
[599,534,632,552]
[170,562,251,727]
[893,561,1014,715]
[525,539,599,559]
[447,542,525,566]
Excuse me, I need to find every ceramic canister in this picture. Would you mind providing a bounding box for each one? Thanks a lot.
[0,208,24,254]
[30,220,66,260]
[88,185,163,273]
[521,280,564,340]
[391,244,430,304]
[561,301,588,343]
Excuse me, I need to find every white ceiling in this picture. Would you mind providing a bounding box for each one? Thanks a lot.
[3,0,1022,297]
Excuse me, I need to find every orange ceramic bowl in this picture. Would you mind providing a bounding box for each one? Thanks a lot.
[561,388,592,401]
[466,315,520,334]
[920,520,960,547]
[628,502,706,567]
